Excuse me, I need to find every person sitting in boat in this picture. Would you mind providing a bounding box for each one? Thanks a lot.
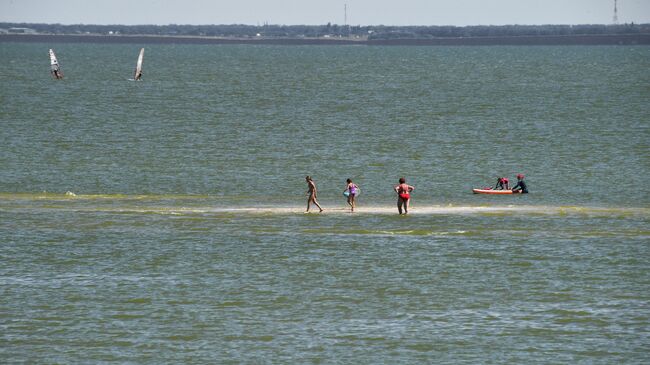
[52,69,62,79]
[511,174,528,194]
[135,70,143,80]
[494,176,509,190]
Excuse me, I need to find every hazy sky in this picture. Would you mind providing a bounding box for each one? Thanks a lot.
[1,0,649,26]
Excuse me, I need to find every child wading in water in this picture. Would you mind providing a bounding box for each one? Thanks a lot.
[305,176,323,213]
[343,179,359,212]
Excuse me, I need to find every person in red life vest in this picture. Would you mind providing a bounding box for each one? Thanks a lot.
[394,177,415,215]
[494,176,510,190]
[511,174,528,194]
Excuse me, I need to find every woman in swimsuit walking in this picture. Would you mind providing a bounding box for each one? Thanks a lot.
[394,177,415,215]
[305,176,324,213]
[344,178,359,212]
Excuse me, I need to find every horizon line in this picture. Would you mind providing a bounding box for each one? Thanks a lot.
[2,21,648,28]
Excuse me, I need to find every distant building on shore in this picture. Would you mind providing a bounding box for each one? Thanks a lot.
[8,27,36,34]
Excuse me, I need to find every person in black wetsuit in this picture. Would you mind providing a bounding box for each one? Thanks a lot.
[512,174,528,194]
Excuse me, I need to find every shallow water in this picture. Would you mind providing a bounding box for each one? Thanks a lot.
[0,43,649,363]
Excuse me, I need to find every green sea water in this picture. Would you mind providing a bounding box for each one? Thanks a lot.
[1,42,649,363]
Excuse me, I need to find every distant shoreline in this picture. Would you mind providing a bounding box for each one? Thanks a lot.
[2,33,649,46]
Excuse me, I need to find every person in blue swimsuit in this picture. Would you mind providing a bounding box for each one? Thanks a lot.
[344,178,359,212]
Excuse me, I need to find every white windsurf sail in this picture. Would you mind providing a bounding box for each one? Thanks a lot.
[49,49,63,79]
[133,48,144,80]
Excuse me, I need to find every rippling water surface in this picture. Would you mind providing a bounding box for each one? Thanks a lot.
[1,43,649,363]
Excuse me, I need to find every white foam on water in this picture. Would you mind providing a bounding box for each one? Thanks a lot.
[206,204,649,217]
[0,193,647,217]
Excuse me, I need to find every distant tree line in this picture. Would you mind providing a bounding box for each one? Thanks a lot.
[1,22,648,40]
[367,23,649,40]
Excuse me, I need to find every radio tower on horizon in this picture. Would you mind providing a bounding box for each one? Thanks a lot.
[613,0,619,24]
[344,3,350,37]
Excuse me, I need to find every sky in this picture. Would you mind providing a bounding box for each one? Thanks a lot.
[1,0,649,26]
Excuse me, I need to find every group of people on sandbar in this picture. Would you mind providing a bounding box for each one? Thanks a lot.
[305,176,415,214]
[306,173,528,214]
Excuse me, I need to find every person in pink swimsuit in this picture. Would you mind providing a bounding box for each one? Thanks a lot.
[344,178,359,212]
